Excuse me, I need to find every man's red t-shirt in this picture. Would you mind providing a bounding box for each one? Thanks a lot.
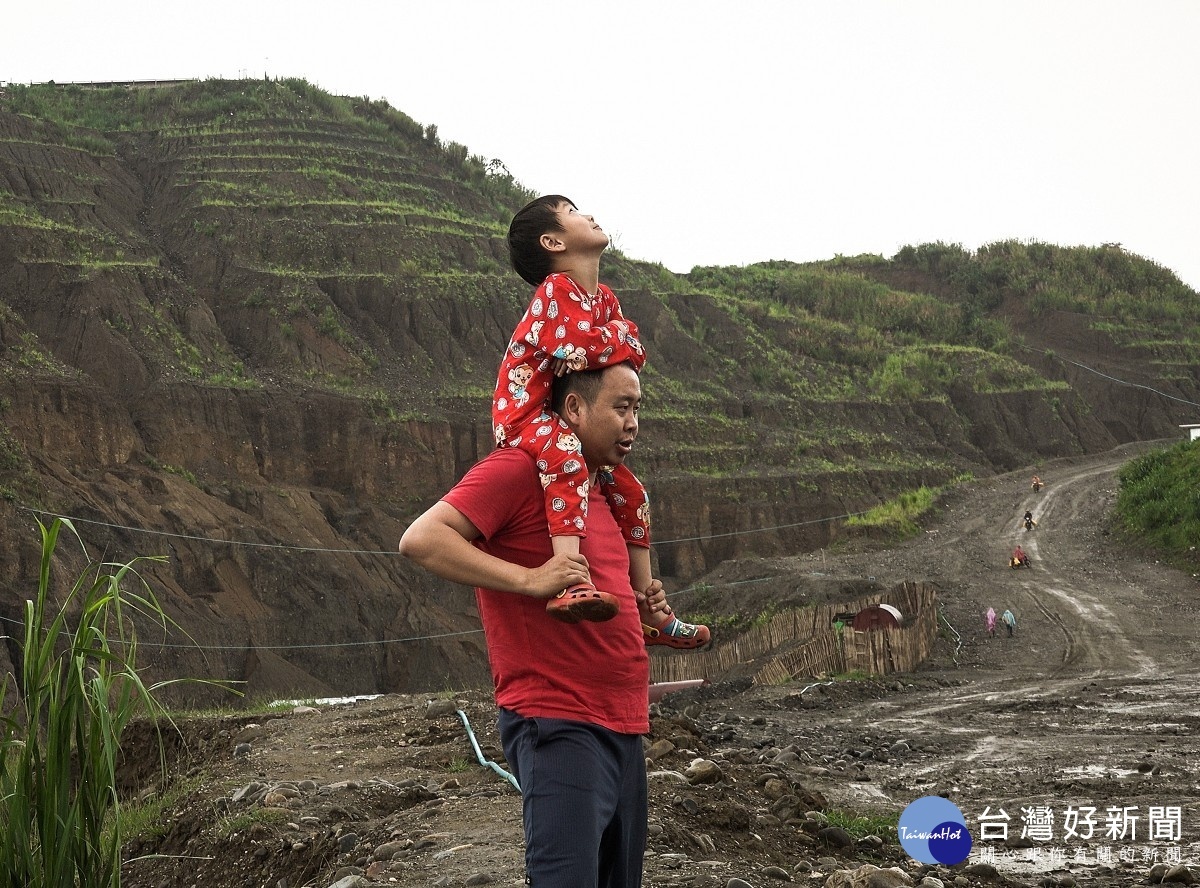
[442,448,650,735]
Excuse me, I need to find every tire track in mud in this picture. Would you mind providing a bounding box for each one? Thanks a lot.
[782,442,1188,751]
[754,440,1200,881]
[1011,463,1157,679]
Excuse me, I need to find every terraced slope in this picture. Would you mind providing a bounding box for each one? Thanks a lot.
[0,79,1196,701]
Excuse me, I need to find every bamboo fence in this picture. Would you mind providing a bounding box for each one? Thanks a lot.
[649,581,940,686]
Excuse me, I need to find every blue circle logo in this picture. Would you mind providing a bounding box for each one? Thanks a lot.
[898,796,972,865]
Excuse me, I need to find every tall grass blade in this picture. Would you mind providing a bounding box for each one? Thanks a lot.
[0,518,233,887]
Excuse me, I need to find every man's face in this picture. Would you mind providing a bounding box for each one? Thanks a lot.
[573,365,641,469]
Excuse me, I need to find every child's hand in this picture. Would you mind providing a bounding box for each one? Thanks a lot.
[550,346,587,373]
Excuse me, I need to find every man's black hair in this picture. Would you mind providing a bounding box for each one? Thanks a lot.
[508,194,573,287]
[550,364,607,416]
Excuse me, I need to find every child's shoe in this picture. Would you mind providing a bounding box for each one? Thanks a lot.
[546,584,619,623]
[643,615,711,649]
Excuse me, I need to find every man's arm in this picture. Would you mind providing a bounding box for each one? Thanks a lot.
[399,501,590,597]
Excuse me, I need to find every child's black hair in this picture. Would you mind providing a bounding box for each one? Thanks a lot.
[508,194,573,287]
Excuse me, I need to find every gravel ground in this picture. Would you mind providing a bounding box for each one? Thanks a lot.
[122,440,1200,888]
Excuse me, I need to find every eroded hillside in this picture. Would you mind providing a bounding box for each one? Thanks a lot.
[0,79,1197,703]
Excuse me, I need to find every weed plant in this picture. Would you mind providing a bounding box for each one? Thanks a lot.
[0,518,222,887]
[824,807,901,841]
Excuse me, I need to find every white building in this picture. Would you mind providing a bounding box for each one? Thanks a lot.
[1181,424,1200,442]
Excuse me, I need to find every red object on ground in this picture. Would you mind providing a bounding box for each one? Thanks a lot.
[851,604,903,631]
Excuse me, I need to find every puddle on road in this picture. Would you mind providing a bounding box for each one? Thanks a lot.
[839,782,893,804]
[1057,764,1141,780]
[1085,699,1185,715]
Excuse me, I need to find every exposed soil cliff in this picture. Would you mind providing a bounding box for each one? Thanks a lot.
[1,85,1196,703]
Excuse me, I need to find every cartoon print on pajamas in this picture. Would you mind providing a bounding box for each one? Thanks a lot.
[491,272,651,545]
[506,364,534,411]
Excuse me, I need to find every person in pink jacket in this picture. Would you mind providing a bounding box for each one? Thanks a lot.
[493,195,709,649]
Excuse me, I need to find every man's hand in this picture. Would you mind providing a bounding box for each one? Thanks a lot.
[636,578,672,617]
[550,357,571,378]
[524,552,591,599]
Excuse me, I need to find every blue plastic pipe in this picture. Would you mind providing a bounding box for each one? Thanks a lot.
[456,708,521,793]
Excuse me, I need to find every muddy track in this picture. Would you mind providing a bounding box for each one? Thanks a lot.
[1012,461,1159,678]
[120,439,1199,888]
[730,439,1200,878]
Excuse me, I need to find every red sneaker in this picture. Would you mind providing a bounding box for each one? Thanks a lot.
[546,584,619,623]
[643,616,711,650]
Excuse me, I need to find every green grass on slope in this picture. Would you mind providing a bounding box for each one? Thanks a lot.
[846,474,973,540]
[1115,440,1200,570]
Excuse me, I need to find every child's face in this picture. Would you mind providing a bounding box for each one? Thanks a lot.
[551,202,610,253]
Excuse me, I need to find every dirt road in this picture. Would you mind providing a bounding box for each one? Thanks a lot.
[739,438,1200,882]
[125,440,1200,887]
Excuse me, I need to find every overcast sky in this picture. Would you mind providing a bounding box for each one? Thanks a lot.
[9,1,1199,288]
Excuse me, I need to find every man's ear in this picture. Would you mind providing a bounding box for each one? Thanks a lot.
[559,390,584,425]
[539,232,566,253]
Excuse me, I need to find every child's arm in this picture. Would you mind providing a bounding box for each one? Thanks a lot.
[543,290,647,373]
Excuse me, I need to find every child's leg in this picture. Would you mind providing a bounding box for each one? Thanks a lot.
[547,535,618,623]
[627,544,654,608]
[641,595,711,649]
[627,544,672,622]
[600,466,710,650]
[552,535,581,559]
[597,463,651,546]
[503,412,618,623]
[536,414,618,623]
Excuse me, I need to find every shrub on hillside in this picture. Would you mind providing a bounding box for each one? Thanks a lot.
[1115,441,1200,567]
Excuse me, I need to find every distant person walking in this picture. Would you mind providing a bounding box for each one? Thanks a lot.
[985,607,997,637]
[1002,609,1017,637]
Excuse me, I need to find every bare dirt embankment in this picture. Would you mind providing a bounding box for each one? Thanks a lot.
[122,440,1200,888]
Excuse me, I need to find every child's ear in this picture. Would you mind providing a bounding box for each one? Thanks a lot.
[539,232,566,253]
